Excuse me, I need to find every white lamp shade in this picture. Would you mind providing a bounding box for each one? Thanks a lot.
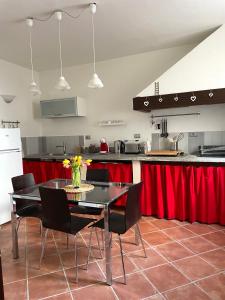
[29,81,42,96]
[55,76,71,91]
[88,73,104,88]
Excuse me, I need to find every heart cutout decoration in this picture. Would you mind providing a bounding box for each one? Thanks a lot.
[174,96,179,102]
[209,92,214,98]
[190,95,196,102]
[144,101,149,107]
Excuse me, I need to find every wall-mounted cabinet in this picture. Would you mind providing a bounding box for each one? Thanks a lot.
[133,87,225,112]
[40,97,86,118]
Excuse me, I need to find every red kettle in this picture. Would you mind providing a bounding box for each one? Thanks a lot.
[100,138,109,153]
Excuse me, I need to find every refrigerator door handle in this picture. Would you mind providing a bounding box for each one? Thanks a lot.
[0,148,21,154]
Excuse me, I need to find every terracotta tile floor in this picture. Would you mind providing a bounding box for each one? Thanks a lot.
[0,217,225,300]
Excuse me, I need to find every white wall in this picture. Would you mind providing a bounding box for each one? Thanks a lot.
[39,44,194,144]
[138,25,225,134]
[0,59,41,137]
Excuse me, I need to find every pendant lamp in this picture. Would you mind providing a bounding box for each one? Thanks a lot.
[88,3,104,88]
[26,18,42,96]
[55,11,71,90]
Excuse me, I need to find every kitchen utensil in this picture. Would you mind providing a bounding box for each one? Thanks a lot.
[176,133,184,141]
[160,119,164,137]
[164,118,168,138]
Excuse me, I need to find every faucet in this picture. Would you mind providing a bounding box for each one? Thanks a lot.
[56,142,67,155]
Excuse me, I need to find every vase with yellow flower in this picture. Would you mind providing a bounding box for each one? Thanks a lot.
[63,156,92,188]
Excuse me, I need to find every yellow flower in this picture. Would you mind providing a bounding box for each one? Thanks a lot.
[85,159,92,166]
[63,159,70,168]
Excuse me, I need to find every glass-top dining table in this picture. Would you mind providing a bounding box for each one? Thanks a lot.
[9,178,133,285]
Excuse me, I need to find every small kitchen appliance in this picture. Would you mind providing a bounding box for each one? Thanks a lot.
[124,141,141,154]
[199,145,225,157]
[114,140,125,154]
[100,138,109,153]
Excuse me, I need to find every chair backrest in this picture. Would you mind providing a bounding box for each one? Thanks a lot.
[39,186,71,233]
[11,173,36,211]
[12,173,35,191]
[124,182,142,231]
[86,169,109,182]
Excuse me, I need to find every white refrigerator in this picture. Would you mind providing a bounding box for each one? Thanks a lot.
[0,128,23,225]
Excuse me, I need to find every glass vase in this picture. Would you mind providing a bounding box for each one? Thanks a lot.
[72,167,81,188]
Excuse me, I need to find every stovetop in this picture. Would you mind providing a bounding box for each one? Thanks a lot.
[199,145,225,157]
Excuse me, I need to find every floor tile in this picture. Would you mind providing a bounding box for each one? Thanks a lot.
[202,231,225,247]
[184,223,216,235]
[174,256,218,280]
[137,221,159,233]
[200,249,225,269]
[48,292,72,299]
[3,280,27,300]
[209,224,225,231]
[163,227,195,240]
[156,241,192,261]
[98,255,138,279]
[128,248,166,270]
[144,263,189,292]
[72,283,116,300]
[119,236,149,253]
[113,272,155,300]
[181,236,218,254]
[150,219,179,230]
[163,283,210,300]
[142,231,172,246]
[28,271,69,299]
[28,253,63,278]
[196,273,225,300]
[60,247,96,269]
[66,261,105,290]
[145,294,164,300]
[2,261,26,284]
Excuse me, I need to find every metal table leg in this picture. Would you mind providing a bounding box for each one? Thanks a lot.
[104,205,112,285]
[10,195,18,259]
[134,224,139,245]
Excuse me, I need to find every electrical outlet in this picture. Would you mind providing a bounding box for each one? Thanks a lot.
[134,133,141,139]
[189,132,198,137]
[85,135,91,140]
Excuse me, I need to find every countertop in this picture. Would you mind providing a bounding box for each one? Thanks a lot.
[23,153,225,164]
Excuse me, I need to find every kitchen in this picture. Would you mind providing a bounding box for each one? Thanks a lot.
[1,1,225,299]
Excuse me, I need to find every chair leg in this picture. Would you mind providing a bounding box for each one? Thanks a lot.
[66,234,69,249]
[39,228,48,268]
[74,234,78,283]
[118,234,126,285]
[136,223,147,258]
[85,227,94,270]
[39,219,42,235]
[16,217,22,232]
[101,229,104,251]
[95,227,103,259]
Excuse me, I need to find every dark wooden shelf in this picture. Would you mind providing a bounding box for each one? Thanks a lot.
[133,87,225,112]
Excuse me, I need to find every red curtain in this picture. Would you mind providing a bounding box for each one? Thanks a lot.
[141,163,225,225]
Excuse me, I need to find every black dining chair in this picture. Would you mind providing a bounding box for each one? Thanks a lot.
[11,173,42,232]
[39,186,96,282]
[88,182,147,284]
[70,168,109,216]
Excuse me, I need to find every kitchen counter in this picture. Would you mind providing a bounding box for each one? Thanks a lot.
[23,153,225,164]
